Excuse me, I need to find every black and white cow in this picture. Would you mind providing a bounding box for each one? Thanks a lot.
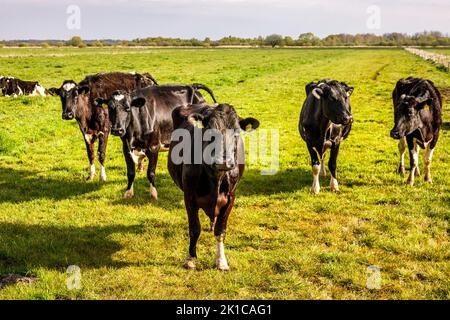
[96,84,217,199]
[49,72,157,182]
[299,79,354,194]
[0,76,47,97]
[390,77,443,185]
[168,103,259,270]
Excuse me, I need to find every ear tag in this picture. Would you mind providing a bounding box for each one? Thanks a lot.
[194,120,204,128]
[245,124,253,131]
[102,103,108,109]
[423,105,429,111]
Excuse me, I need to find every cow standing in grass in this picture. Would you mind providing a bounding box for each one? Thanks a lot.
[390,77,442,186]
[50,72,157,181]
[168,104,259,270]
[96,84,217,199]
[299,79,354,194]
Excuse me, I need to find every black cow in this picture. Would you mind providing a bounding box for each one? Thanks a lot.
[95,84,217,199]
[168,103,259,270]
[390,77,442,186]
[298,79,354,194]
[0,76,47,96]
[50,72,157,181]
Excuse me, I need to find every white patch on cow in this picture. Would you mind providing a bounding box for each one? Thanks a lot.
[407,144,420,186]
[34,84,46,96]
[63,82,76,91]
[84,133,93,144]
[311,164,321,194]
[114,94,125,101]
[17,86,23,96]
[129,71,136,75]
[87,164,96,181]
[424,147,434,183]
[398,138,407,174]
[215,235,229,271]
[99,165,107,182]
[130,149,146,165]
[0,75,3,80]
[330,176,339,192]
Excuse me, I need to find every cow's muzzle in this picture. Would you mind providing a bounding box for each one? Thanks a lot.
[62,112,74,120]
[390,129,402,140]
[111,127,125,136]
[342,115,353,125]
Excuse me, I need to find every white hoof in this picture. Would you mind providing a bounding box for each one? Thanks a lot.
[149,186,158,200]
[184,257,196,270]
[215,258,230,271]
[124,189,134,199]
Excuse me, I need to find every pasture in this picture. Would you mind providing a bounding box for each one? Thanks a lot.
[0,48,449,300]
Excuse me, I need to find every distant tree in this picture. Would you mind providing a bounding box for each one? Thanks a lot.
[265,34,283,48]
[67,36,84,47]
[298,32,320,46]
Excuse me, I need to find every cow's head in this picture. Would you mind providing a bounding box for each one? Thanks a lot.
[96,91,146,137]
[308,81,354,125]
[189,104,259,171]
[50,80,89,120]
[390,91,432,139]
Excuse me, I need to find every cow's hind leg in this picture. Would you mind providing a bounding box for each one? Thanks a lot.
[213,195,235,271]
[414,143,421,177]
[328,143,341,193]
[406,137,419,186]
[84,140,96,181]
[145,149,159,200]
[122,140,136,198]
[307,143,321,194]
[398,138,406,175]
[424,146,434,183]
[184,194,200,270]
[138,158,145,173]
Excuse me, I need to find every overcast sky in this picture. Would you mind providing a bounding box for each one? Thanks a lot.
[1,0,449,40]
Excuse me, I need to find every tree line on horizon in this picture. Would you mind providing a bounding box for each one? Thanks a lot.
[1,31,449,48]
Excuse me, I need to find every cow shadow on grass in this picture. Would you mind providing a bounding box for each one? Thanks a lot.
[442,121,450,131]
[237,167,312,196]
[0,167,103,204]
[0,222,144,274]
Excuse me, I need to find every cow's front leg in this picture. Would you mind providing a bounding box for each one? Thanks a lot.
[122,140,136,198]
[84,139,96,181]
[97,131,109,182]
[145,148,159,200]
[307,143,321,194]
[424,145,434,183]
[184,194,200,270]
[328,143,340,193]
[406,138,419,186]
[213,195,235,271]
[398,138,407,175]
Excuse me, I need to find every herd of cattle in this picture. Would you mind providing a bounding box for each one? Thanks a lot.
[0,72,443,270]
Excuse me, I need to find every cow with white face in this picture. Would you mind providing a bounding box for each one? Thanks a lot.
[390,77,443,186]
[49,72,158,182]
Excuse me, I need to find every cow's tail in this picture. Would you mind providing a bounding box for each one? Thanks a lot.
[192,83,217,104]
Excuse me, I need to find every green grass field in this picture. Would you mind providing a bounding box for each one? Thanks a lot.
[0,48,449,300]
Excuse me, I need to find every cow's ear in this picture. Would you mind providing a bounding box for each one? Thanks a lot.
[94,98,108,109]
[47,88,61,96]
[311,87,324,100]
[131,97,146,108]
[239,117,260,132]
[346,86,354,97]
[305,82,317,96]
[78,86,89,95]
